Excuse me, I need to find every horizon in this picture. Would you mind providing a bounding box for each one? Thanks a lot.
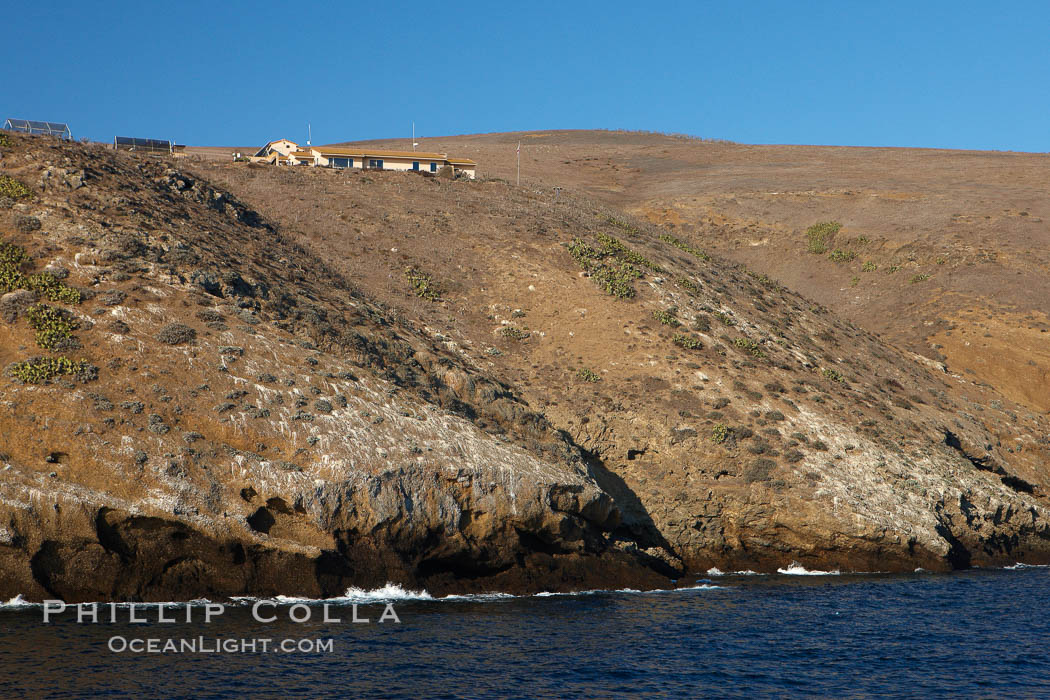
[5,2,1050,152]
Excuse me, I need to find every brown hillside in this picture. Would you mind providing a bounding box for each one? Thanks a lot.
[191,150,1050,577]
[342,130,1050,414]
[0,134,671,602]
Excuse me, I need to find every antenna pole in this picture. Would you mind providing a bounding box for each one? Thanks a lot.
[308,123,312,147]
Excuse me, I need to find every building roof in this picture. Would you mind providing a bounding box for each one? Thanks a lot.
[314,147,448,160]
[447,158,476,165]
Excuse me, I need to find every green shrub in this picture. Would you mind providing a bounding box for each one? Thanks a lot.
[596,232,663,272]
[822,367,845,383]
[659,233,711,261]
[805,221,841,254]
[0,241,30,269]
[590,261,638,298]
[25,273,81,303]
[828,249,856,263]
[716,312,736,326]
[8,356,96,384]
[910,273,930,284]
[676,277,702,295]
[673,333,702,349]
[0,133,10,148]
[862,261,877,272]
[500,325,530,340]
[568,237,643,299]
[711,424,730,444]
[734,337,765,357]
[26,305,78,349]
[0,241,80,302]
[605,216,640,236]
[404,267,440,300]
[652,307,680,327]
[0,176,32,201]
[577,368,601,382]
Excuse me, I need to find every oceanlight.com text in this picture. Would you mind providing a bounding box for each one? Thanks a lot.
[107,636,335,654]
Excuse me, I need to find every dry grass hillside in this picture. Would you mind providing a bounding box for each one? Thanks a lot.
[345,130,1050,415]
[0,133,674,602]
[192,151,1050,576]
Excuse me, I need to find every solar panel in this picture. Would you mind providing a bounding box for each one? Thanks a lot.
[114,136,172,153]
[3,118,71,139]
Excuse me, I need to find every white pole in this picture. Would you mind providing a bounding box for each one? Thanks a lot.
[517,141,520,186]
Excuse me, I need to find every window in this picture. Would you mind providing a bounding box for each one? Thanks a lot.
[369,159,384,169]
[348,158,353,168]
[412,161,419,171]
[331,157,350,169]
[430,162,437,172]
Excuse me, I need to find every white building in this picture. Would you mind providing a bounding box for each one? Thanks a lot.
[250,141,476,179]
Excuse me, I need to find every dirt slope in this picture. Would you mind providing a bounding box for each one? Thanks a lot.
[192,152,1050,577]
[343,130,1050,415]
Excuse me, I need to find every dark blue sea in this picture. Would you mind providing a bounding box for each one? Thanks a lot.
[1,565,1048,698]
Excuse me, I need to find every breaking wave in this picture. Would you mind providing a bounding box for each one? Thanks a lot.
[777,563,841,576]
[706,567,760,576]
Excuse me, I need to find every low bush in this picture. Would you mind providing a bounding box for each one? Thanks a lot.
[8,356,96,384]
[0,176,32,201]
[673,333,702,350]
[805,221,841,254]
[26,304,78,349]
[659,233,711,261]
[822,367,845,383]
[734,337,765,357]
[653,307,680,327]
[577,368,601,382]
[500,325,530,340]
[155,322,196,345]
[405,267,440,300]
[14,215,41,234]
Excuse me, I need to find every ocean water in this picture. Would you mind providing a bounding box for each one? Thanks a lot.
[1,566,1048,698]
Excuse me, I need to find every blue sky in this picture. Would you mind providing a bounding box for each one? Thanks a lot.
[4,1,1048,150]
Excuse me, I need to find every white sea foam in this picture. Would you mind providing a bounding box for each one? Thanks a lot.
[2,582,724,611]
[777,563,840,576]
[438,592,517,602]
[1004,563,1050,570]
[706,567,760,576]
[533,584,721,597]
[1,595,40,608]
